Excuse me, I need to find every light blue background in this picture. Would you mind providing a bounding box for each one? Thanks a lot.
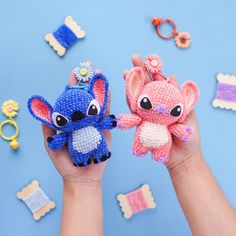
[0,0,236,235]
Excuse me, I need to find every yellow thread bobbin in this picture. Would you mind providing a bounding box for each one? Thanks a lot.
[0,100,20,150]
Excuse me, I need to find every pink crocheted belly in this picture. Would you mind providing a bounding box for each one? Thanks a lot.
[139,122,169,148]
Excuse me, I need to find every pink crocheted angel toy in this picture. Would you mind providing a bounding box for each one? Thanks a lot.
[117,55,199,163]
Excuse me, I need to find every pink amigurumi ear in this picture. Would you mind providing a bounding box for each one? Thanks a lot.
[125,67,145,113]
[179,81,199,122]
[28,96,54,127]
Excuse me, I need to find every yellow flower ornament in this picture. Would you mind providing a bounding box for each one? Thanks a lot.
[0,100,20,150]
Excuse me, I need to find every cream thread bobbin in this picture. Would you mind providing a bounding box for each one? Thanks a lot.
[117,184,156,219]
[16,180,56,221]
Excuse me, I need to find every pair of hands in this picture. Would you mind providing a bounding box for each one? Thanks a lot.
[42,55,201,186]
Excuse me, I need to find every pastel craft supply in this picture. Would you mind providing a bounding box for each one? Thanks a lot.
[152,16,191,48]
[0,100,20,150]
[117,184,156,219]
[212,73,236,110]
[45,16,86,56]
[28,73,116,167]
[16,180,55,221]
[117,54,199,163]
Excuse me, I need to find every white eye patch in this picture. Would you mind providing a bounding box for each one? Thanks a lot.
[86,99,100,116]
[52,112,69,127]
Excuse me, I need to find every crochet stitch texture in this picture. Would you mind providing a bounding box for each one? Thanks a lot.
[117,55,199,163]
[28,73,116,167]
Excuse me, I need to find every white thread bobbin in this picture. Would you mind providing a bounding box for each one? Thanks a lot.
[17,180,56,221]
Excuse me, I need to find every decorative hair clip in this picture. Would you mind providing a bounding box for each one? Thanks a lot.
[144,54,168,81]
[152,16,191,49]
[117,55,199,163]
[212,73,236,110]
[0,100,20,150]
[45,16,86,56]
[117,184,156,219]
[73,61,94,83]
[16,180,56,221]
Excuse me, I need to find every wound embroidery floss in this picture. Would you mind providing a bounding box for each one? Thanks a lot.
[16,180,56,221]
[117,184,156,219]
[0,100,20,150]
[152,16,191,49]
[212,73,236,110]
[45,16,86,56]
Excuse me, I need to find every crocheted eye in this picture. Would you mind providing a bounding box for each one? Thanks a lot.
[87,99,100,116]
[52,112,69,127]
[170,104,182,117]
[138,95,152,110]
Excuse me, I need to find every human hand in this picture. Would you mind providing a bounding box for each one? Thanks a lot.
[42,68,111,187]
[124,55,202,172]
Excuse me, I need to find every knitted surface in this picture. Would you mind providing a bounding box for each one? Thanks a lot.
[53,24,77,49]
[45,16,86,56]
[28,73,116,167]
[118,56,199,163]
[117,184,156,219]
[126,188,148,214]
[212,73,236,111]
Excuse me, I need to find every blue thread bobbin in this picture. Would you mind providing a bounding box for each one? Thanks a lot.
[53,25,77,49]
[45,16,86,56]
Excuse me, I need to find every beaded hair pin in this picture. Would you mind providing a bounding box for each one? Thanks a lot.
[152,16,191,49]
[0,100,20,150]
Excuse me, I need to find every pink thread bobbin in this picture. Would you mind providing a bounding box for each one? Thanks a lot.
[117,184,156,219]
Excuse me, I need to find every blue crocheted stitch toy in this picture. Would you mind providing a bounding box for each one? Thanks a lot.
[28,74,116,167]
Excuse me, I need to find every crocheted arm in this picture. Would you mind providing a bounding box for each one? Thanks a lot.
[117,114,142,130]
[169,123,193,142]
[97,115,117,130]
[47,132,68,151]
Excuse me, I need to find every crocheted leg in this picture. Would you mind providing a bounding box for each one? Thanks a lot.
[133,136,149,157]
[151,143,171,163]
[92,135,110,164]
[71,152,91,167]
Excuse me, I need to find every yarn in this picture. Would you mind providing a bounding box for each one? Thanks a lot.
[16,180,55,221]
[28,73,116,167]
[117,184,156,219]
[45,16,86,56]
[23,188,50,213]
[53,24,77,49]
[118,55,199,163]
[216,83,236,101]
[212,73,236,111]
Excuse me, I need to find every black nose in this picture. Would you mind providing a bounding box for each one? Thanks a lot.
[71,111,85,122]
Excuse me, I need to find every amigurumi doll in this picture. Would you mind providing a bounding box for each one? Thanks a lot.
[117,55,199,163]
[28,73,116,167]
